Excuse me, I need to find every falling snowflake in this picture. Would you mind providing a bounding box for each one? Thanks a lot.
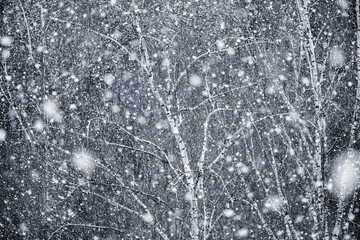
[142,212,154,223]
[236,228,249,238]
[330,46,345,67]
[103,73,115,86]
[331,149,360,198]
[189,74,202,87]
[264,195,284,212]
[223,209,235,218]
[73,150,96,175]
[0,129,6,142]
[43,99,63,122]
[0,36,12,46]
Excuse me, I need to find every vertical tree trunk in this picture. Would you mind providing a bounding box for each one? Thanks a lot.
[344,0,360,237]
[350,0,360,147]
[296,0,326,236]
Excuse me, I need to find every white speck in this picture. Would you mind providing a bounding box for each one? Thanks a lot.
[19,223,28,235]
[111,104,120,113]
[330,46,345,68]
[184,191,193,201]
[301,77,310,86]
[337,0,349,10]
[104,90,113,100]
[301,197,309,203]
[220,21,225,29]
[242,56,254,65]
[227,47,235,56]
[189,74,202,87]
[332,149,360,198]
[43,99,62,122]
[287,111,300,122]
[142,212,154,223]
[289,148,295,156]
[137,115,147,125]
[327,181,333,191]
[73,150,96,175]
[34,120,44,132]
[241,165,249,173]
[223,209,235,218]
[266,86,275,95]
[129,52,137,61]
[110,0,117,6]
[103,73,115,86]
[69,104,77,110]
[155,121,164,129]
[264,195,284,212]
[162,58,170,68]
[278,74,286,81]
[113,30,121,39]
[295,215,304,223]
[70,75,79,82]
[216,40,225,50]
[2,49,10,60]
[0,129,6,142]
[296,167,305,176]
[236,228,249,237]
[1,36,12,46]
[172,127,179,135]
[67,208,75,217]
[36,45,44,52]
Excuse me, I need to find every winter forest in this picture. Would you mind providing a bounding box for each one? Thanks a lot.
[0,0,359,239]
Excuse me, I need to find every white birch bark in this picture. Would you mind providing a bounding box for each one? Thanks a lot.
[349,0,360,147]
[133,11,200,240]
[343,0,360,237]
[296,0,326,236]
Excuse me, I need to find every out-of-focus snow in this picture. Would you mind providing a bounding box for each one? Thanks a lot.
[103,73,115,86]
[73,150,96,175]
[337,0,349,10]
[2,49,10,60]
[142,212,154,223]
[227,47,235,56]
[19,223,28,235]
[184,191,193,201]
[223,209,235,218]
[264,195,284,212]
[301,77,310,86]
[331,149,360,198]
[236,228,249,238]
[0,129,6,142]
[0,36,12,46]
[189,74,202,87]
[162,58,170,68]
[216,40,225,50]
[137,115,147,125]
[43,99,63,122]
[330,46,345,67]
[34,120,44,132]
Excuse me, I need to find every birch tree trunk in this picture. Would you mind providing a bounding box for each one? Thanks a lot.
[296,1,326,237]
